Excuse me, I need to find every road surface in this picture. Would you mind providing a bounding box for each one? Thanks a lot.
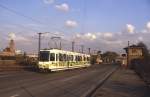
[0,64,117,97]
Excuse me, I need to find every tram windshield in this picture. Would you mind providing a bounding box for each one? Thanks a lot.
[39,51,49,61]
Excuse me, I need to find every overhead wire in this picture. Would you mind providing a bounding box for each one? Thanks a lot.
[0,3,44,24]
[0,2,87,51]
[0,3,65,36]
[0,3,71,35]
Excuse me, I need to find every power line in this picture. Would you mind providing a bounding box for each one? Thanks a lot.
[0,3,67,35]
[0,3,44,24]
[0,3,88,53]
[0,3,80,41]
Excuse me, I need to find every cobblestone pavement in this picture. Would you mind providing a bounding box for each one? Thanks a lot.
[92,68,150,97]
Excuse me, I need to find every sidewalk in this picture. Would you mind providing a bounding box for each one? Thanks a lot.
[92,68,150,97]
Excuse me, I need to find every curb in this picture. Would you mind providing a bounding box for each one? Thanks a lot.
[134,70,150,89]
[81,66,119,97]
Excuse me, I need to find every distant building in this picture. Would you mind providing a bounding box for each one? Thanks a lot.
[115,54,127,67]
[0,39,16,60]
[91,53,103,64]
[124,45,143,68]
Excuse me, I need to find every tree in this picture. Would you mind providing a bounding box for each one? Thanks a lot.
[97,51,101,55]
[102,51,119,63]
[137,42,150,62]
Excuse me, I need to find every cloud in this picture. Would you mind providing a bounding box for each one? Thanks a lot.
[126,24,135,34]
[73,32,126,53]
[55,3,69,12]
[16,35,30,42]
[43,0,54,4]
[138,36,143,41]
[84,33,96,40]
[141,29,148,33]
[8,32,16,40]
[103,32,113,38]
[7,33,31,44]
[2,20,150,53]
[65,20,78,28]
[146,21,150,31]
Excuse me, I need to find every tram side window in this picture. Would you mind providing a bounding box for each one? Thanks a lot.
[75,56,78,61]
[63,54,67,61]
[71,55,73,61]
[79,56,82,61]
[59,53,63,61]
[50,53,55,61]
[68,55,73,61]
[84,56,86,61]
[66,55,69,61]
[87,57,90,61]
[77,56,81,61]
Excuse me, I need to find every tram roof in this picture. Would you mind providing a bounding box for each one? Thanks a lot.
[40,49,90,56]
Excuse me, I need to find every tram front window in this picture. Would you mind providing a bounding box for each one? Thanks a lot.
[39,51,49,61]
[50,53,55,61]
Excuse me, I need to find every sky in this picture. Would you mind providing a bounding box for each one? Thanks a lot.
[0,0,150,54]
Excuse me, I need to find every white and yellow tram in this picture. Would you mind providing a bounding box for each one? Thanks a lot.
[38,49,91,71]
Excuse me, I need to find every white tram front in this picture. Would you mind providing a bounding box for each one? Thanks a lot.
[38,49,91,71]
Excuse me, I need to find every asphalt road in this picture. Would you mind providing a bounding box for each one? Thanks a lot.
[0,64,118,97]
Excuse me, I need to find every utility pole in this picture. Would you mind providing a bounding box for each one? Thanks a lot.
[37,32,49,60]
[88,48,91,54]
[128,41,130,47]
[72,41,75,52]
[38,33,42,60]
[127,41,130,68]
[59,42,62,50]
[81,45,84,53]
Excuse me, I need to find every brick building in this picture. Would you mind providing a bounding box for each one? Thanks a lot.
[0,39,16,60]
[124,45,143,68]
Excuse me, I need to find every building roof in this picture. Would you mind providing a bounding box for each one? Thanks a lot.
[124,45,143,50]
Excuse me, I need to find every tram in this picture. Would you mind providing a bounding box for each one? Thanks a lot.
[38,49,91,72]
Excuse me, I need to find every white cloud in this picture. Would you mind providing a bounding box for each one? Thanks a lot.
[126,24,135,34]
[147,22,150,28]
[141,29,148,33]
[2,21,150,53]
[76,33,81,38]
[103,32,113,38]
[146,21,150,31]
[43,0,54,4]
[100,32,118,41]
[104,40,122,45]
[55,3,69,12]
[138,36,143,41]
[15,35,30,42]
[141,21,150,34]
[84,33,96,40]
[65,20,78,28]
[8,32,16,40]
